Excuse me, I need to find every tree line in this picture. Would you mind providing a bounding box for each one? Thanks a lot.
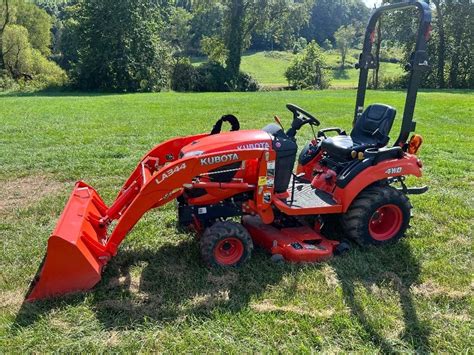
[0,0,472,91]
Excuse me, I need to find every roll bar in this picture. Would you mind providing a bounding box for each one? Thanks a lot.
[353,0,432,147]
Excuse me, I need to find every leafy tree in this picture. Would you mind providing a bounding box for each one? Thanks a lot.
[285,40,329,89]
[223,0,309,82]
[2,24,31,77]
[334,24,355,68]
[70,0,172,92]
[250,0,311,51]
[0,0,12,71]
[15,0,52,56]
[188,1,225,54]
[382,0,473,89]
[0,0,65,88]
[200,35,228,65]
[165,6,192,54]
[303,0,369,45]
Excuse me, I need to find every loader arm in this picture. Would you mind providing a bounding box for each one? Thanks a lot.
[27,142,273,301]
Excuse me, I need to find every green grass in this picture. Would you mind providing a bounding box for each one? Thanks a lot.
[193,50,403,88]
[240,51,295,86]
[0,90,473,352]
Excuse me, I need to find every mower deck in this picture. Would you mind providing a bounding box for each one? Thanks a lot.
[242,215,338,263]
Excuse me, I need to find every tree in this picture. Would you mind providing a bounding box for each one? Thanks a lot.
[285,40,330,89]
[2,24,31,77]
[0,0,12,71]
[383,0,473,89]
[200,35,228,65]
[164,6,192,54]
[249,0,311,51]
[223,0,309,82]
[15,0,52,56]
[224,0,246,81]
[70,0,172,92]
[432,0,445,88]
[334,25,355,68]
[302,0,369,45]
[0,0,65,88]
[188,1,225,54]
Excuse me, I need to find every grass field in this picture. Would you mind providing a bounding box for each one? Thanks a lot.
[193,50,404,88]
[0,89,473,352]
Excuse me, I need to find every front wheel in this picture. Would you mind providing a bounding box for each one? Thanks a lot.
[200,221,253,267]
[341,185,412,246]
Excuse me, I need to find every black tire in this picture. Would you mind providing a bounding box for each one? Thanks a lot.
[341,185,412,246]
[200,221,253,267]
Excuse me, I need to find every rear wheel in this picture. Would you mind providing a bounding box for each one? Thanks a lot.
[200,221,253,267]
[341,185,412,246]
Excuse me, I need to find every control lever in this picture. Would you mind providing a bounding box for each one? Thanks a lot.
[274,115,285,131]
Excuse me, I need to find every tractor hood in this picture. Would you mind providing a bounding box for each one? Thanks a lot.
[180,130,272,157]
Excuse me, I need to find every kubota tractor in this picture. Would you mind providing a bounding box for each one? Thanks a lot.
[27,0,432,301]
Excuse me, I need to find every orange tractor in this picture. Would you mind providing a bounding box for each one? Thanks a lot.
[27,0,431,301]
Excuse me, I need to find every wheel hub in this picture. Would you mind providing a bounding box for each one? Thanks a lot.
[369,204,403,241]
[214,237,244,265]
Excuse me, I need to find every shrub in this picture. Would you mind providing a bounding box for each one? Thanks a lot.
[171,59,198,92]
[30,49,68,88]
[195,62,229,91]
[292,37,308,54]
[285,41,330,90]
[231,71,259,92]
[171,60,259,92]
[379,75,408,89]
[0,72,20,91]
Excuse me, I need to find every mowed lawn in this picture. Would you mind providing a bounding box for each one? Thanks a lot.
[0,90,473,352]
[193,50,403,88]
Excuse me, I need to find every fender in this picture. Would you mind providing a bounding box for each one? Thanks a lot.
[334,154,423,212]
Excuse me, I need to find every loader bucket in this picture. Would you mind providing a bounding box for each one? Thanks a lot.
[27,181,110,301]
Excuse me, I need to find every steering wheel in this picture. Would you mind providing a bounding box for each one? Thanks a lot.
[286,104,320,127]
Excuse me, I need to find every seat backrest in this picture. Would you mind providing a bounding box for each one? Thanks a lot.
[350,104,396,146]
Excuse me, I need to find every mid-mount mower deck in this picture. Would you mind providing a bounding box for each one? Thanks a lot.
[27,1,432,301]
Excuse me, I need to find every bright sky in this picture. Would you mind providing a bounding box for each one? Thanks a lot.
[363,0,382,9]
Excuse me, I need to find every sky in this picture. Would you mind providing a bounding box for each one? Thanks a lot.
[363,0,382,9]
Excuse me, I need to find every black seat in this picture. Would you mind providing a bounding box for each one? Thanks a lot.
[321,104,396,160]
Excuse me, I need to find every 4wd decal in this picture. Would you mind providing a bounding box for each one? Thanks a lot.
[156,163,186,184]
[200,153,239,166]
[237,142,270,150]
[385,167,403,175]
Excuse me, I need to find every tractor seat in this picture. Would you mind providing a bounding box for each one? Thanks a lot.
[321,104,396,160]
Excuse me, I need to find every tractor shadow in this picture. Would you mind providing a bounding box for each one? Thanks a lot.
[13,238,430,352]
[13,238,290,330]
[87,239,291,328]
[332,239,431,353]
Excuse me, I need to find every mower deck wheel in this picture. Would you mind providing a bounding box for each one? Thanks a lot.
[341,185,412,246]
[200,221,253,267]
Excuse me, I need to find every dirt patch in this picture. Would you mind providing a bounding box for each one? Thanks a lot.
[189,290,230,309]
[411,280,472,299]
[380,271,407,294]
[207,272,238,288]
[251,299,335,318]
[0,289,25,311]
[104,330,122,346]
[323,265,339,289]
[0,175,64,214]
